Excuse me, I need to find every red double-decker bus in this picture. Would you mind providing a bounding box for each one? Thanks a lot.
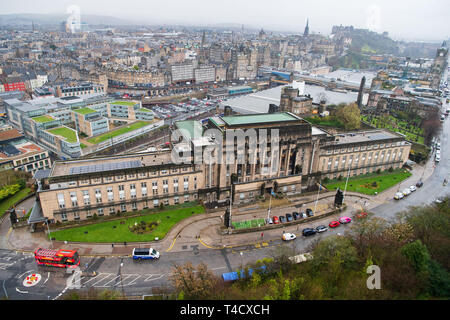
[34,248,80,269]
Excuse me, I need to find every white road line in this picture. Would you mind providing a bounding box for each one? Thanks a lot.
[81,273,110,286]
[43,272,50,285]
[15,287,28,294]
[89,273,115,287]
[0,262,14,270]
[144,274,165,282]
[122,274,141,286]
[97,275,121,287]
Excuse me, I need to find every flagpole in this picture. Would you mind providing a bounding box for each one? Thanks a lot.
[313,181,321,215]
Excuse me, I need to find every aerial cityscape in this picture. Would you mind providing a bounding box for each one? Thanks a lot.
[0,0,449,308]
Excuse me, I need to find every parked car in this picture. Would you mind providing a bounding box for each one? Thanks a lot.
[316,225,328,233]
[394,192,404,200]
[273,216,279,224]
[302,228,317,236]
[339,216,352,224]
[435,197,444,204]
[267,217,273,224]
[409,185,417,192]
[306,208,314,217]
[293,212,300,220]
[402,188,411,196]
[329,221,340,228]
[416,181,424,188]
[279,215,286,223]
[355,211,368,219]
[301,212,307,218]
[286,213,293,222]
[282,233,296,241]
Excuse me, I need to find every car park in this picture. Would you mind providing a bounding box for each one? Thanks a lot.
[286,213,293,222]
[293,212,300,220]
[409,185,417,192]
[282,233,296,241]
[279,215,286,223]
[273,216,279,224]
[339,216,352,224]
[302,228,317,236]
[394,192,404,200]
[316,225,328,233]
[329,221,340,228]
[306,208,314,217]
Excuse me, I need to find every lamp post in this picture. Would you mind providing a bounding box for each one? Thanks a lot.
[46,219,53,248]
[119,262,125,298]
[240,252,243,271]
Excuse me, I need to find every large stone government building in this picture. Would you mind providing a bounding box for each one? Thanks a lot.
[31,112,410,224]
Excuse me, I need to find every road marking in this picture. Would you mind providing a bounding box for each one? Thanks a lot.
[262,242,269,247]
[15,287,28,294]
[254,243,261,248]
[165,238,177,252]
[81,273,110,286]
[144,274,164,282]
[0,262,14,270]
[98,275,121,287]
[6,228,12,238]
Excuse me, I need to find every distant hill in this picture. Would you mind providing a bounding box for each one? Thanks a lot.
[0,13,134,26]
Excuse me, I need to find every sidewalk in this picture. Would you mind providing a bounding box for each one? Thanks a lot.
[0,160,435,257]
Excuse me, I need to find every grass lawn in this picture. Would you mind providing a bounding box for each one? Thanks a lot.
[86,121,150,145]
[74,107,96,115]
[47,127,78,143]
[0,187,32,218]
[32,115,55,123]
[111,101,138,107]
[48,203,205,242]
[362,115,425,144]
[324,169,412,195]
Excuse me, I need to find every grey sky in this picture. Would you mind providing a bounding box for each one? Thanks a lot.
[1,0,449,41]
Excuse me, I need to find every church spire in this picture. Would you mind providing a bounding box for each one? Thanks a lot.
[304,18,309,36]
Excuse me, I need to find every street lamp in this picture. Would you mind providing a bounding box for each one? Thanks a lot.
[46,219,53,248]
[119,262,125,298]
[239,252,243,271]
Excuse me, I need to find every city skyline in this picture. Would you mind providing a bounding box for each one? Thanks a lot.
[0,0,449,42]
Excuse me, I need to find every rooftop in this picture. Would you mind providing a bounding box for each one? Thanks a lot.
[333,130,404,145]
[31,115,55,123]
[74,107,96,115]
[46,126,78,144]
[111,100,138,106]
[220,112,299,126]
[50,151,173,178]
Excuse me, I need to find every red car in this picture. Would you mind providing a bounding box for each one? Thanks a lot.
[273,216,279,224]
[329,221,340,228]
[355,211,368,219]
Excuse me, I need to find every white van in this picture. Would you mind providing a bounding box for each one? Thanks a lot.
[132,248,160,260]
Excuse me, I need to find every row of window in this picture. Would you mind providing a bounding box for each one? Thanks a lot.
[321,149,403,172]
[59,194,197,221]
[57,178,198,208]
[325,141,404,155]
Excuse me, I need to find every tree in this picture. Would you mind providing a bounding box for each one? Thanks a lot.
[334,103,361,130]
[401,239,430,274]
[169,262,220,300]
